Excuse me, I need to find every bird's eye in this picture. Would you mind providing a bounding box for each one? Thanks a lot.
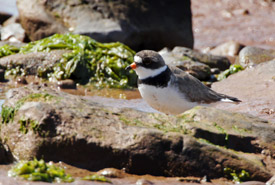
[143,59,152,65]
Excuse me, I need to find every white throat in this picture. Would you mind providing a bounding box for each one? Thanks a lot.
[135,65,167,80]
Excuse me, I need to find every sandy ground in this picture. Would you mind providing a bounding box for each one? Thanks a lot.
[191,0,275,49]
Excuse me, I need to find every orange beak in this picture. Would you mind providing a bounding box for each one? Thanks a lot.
[125,62,137,70]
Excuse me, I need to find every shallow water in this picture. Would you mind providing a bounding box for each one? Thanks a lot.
[0,77,158,115]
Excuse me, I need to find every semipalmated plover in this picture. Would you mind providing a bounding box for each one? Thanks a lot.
[126,50,241,115]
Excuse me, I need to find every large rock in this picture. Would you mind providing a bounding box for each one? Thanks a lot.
[17,0,194,51]
[16,0,67,41]
[212,60,275,122]
[0,23,26,42]
[171,47,231,70]
[159,48,211,81]
[0,85,274,181]
[0,50,70,76]
[238,46,275,68]
[209,41,245,57]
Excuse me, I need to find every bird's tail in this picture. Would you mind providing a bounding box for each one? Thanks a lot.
[220,94,241,104]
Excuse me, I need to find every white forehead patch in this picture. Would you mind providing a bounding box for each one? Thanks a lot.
[134,56,142,63]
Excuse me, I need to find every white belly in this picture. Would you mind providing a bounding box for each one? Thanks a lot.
[138,84,199,115]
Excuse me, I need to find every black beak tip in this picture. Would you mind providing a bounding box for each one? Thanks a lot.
[125,66,131,71]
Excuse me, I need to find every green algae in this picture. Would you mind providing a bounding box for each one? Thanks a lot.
[217,64,244,81]
[16,93,56,108]
[1,93,56,126]
[19,118,40,134]
[8,159,74,183]
[213,123,229,141]
[1,105,16,124]
[1,34,137,88]
[19,33,137,88]
[224,167,250,183]
[82,174,111,183]
[0,45,19,58]
[119,114,190,135]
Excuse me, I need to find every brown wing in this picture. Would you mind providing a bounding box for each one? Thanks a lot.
[169,66,241,104]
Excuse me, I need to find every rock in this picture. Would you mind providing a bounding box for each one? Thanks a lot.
[136,179,154,185]
[57,79,76,89]
[17,0,68,41]
[2,16,20,27]
[209,41,245,57]
[159,48,211,80]
[240,181,265,185]
[17,0,194,51]
[97,168,126,178]
[266,175,275,185]
[0,85,274,181]
[171,47,231,70]
[212,60,275,121]
[0,50,70,76]
[1,23,26,42]
[1,15,26,43]
[238,46,275,68]
[16,77,28,85]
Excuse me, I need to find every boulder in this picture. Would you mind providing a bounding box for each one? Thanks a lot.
[171,47,231,70]
[212,60,275,122]
[209,41,245,57]
[159,48,211,81]
[0,50,70,76]
[238,46,275,68]
[0,85,274,181]
[16,0,68,41]
[17,0,194,51]
[0,23,26,42]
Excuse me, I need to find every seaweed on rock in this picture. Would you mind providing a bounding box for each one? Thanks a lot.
[0,34,137,88]
[20,34,137,88]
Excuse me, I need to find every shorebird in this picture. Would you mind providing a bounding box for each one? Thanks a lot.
[126,50,241,115]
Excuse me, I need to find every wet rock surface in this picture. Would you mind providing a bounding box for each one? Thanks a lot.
[1,16,26,43]
[159,47,232,81]
[0,50,70,75]
[212,60,275,121]
[192,0,275,49]
[17,0,193,51]
[171,47,231,70]
[238,46,275,68]
[0,85,274,182]
[159,48,211,81]
[208,41,245,57]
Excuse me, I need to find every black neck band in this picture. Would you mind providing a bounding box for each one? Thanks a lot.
[138,67,171,88]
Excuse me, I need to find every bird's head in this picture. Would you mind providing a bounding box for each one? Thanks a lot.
[126,50,167,79]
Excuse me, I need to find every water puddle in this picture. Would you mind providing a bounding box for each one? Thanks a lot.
[0,76,158,114]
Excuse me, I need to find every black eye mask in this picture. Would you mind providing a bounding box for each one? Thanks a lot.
[137,57,163,69]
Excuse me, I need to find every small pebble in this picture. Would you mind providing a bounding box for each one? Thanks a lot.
[16,77,28,84]
[136,179,154,185]
[57,79,76,89]
[97,168,125,178]
[210,68,220,74]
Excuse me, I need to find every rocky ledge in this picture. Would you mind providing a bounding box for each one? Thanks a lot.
[0,85,274,182]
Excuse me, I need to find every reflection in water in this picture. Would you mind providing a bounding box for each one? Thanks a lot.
[84,96,158,114]
[0,99,4,112]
